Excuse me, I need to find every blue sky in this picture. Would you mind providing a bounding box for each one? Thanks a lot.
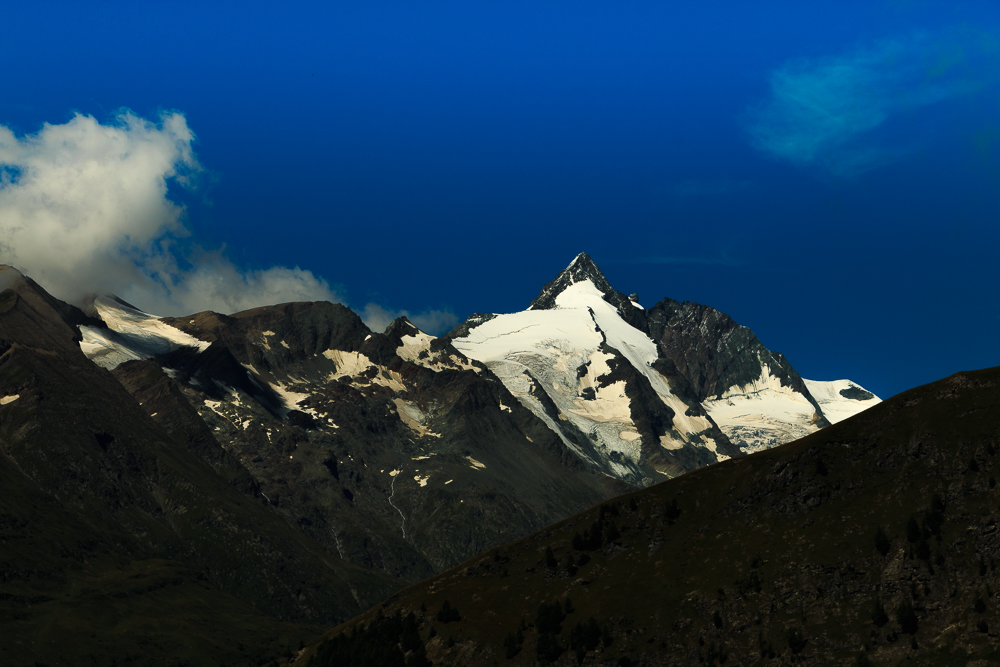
[1,1,998,399]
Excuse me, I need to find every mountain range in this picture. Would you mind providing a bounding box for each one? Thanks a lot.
[0,254,882,665]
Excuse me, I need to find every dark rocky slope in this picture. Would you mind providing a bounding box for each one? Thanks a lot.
[644,298,827,422]
[294,365,1000,666]
[133,300,627,582]
[0,268,399,666]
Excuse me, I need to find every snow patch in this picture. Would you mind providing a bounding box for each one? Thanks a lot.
[466,456,486,470]
[323,350,374,376]
[803,378,881,424]
[396,331,480,373]
[0,394,19,405]
[79,296,211,370]
[705,362,823,453]
[203,399,225,417]
[322,349,407,391]
[392,398,442,438]
[269,382,318,417]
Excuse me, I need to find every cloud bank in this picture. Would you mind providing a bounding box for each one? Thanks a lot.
[746,29,1000,177]
[0,111,338,316]
[359,303,460,335]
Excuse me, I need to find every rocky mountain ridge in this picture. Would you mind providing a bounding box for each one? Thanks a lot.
[71,252,878,585]
[80,291,625,587]
[0,266,399,666]
[0,253,884,665]
[451,252,879,469]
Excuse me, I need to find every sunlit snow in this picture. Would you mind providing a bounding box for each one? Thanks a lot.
[392,398,442,438]
[704,362,822,453]
[453,278,721,471]
[79,296,210,370]
[395,328,480,373]
[803,378,881,424]
[268,381,319,418]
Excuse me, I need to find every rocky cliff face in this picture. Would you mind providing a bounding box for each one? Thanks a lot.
[79,292,625,586]
[644,297,832,452]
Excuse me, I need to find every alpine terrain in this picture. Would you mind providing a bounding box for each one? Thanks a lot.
[294,365,1000,667]
[449,253,879,481]
[0,253,881,665]
[69,252,879,583]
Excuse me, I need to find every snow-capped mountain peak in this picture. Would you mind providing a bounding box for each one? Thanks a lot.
[529,252,635,312]
[453,253,882,481]
[454,263,740,485]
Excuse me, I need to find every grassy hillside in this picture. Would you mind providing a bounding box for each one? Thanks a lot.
[292,366,1000,666]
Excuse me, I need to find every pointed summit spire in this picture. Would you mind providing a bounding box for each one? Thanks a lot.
[528,252,619,310]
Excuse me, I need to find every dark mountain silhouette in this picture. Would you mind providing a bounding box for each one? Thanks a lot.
[0,266,398,666]
[294,365,1000,666]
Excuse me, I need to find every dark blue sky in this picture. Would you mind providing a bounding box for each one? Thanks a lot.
[2,1,999,399]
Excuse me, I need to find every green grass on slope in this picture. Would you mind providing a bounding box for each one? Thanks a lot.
[290,367,1000,666]
[0,559,326,667]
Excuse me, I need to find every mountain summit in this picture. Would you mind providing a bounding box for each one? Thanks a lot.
[529,252,626,311]
[452,253,879,483]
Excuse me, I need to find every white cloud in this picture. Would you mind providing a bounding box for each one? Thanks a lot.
[359,302,459,335]
[0,111,338,315]
[0,110,463,333]
[132,254,341,316]
[745,29,1000,177]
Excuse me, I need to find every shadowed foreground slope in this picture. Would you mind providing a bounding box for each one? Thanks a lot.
[0,269,400,666]
[294,366,1000,666]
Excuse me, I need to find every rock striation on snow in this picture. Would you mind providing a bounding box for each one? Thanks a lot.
[451,253,880,467]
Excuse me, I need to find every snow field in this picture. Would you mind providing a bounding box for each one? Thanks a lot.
[453,279,725,473]
[803,378,881,424]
